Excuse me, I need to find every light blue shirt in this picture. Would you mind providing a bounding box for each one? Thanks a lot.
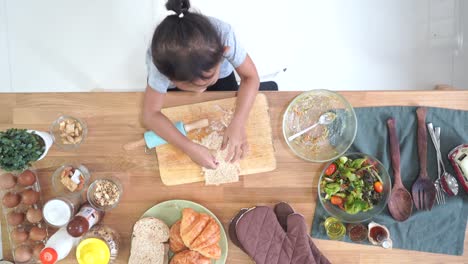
[146,17,247,93]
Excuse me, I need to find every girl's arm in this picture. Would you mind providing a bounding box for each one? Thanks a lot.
[222,54,260,162]
[143,86,218,169]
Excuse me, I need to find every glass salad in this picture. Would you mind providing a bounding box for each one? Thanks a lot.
[320,155,386,215]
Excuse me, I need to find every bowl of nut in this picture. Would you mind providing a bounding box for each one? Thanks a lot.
[87,177,123,211]
[50,115,87,150]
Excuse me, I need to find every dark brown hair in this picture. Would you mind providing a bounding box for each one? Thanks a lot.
[151,0,224,82]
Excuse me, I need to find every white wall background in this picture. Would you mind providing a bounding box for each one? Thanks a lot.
[453,0,468,87]
[0,0,466,92]
[0,0,11,92]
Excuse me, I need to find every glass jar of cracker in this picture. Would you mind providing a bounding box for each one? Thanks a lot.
[50,115,88,151]
[52,164,90,198]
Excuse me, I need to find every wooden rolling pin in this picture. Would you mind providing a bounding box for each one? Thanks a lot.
[123,119,209,151]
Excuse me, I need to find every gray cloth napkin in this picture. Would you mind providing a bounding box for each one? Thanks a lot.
[311,106,468,255]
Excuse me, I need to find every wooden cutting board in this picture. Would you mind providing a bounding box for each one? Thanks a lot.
[156,93,276,185]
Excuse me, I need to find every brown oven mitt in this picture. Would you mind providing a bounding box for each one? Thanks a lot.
[274,202,331,264]
[230,206,315,264]
[229,203,330,264]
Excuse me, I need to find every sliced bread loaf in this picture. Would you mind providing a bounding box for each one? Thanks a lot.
[128,217,170,264]
[196,131,240,185]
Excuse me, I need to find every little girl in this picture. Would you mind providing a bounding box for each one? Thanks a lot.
[143,0,259,169]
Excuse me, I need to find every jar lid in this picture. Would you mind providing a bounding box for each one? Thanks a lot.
[76,238,110,264]
[39,247,58,264]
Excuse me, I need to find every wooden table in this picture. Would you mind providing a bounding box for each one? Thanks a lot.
[1,91,467,264]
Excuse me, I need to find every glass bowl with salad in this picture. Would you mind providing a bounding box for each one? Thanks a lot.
[318,153,391,223]
[282,89,357,162]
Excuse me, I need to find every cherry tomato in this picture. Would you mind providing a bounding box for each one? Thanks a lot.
[374,181,383,193]
[330,196,343,206]
[325,163,337,176]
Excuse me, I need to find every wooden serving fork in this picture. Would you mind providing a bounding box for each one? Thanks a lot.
[411,107,436,211]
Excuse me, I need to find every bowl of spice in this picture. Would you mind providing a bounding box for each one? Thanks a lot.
[50,115,87,150]
[52,164,90,197]
[87,177,123,211]
[347,223,368,242]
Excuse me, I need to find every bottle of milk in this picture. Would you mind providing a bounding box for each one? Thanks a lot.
[39,227,81,264]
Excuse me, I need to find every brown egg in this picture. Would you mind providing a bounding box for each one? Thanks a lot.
[7,211,25,226]
[29,226,47,241]
[33,242,45,257]
[26,208,43,223]
[21,189,39,205]
[17,170,36,186]
[14,245,33,262]
[11,228,28,243]
[0,173,16,189]
[2,192,21,208]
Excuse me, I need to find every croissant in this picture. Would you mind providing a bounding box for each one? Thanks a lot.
[181,210,210,247]
[190,218,220,250]
[170,220,187,253]
[196,243,221,259]
[180,208,221,259]
[170,250,211,264]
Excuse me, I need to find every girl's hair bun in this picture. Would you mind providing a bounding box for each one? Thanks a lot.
[153,0,224,82]
[166,0,190,15]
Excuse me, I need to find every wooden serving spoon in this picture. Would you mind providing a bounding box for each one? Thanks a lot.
[387,118,413,221]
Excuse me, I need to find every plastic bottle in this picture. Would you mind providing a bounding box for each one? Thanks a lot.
[67,203,104,237]
[39,227,80,264]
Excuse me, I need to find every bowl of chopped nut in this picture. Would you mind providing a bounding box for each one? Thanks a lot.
[52,164,90,198]
[87,177,123,211]
[50,115,87,150]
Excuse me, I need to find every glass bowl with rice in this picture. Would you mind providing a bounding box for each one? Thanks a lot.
[282,89,357,162]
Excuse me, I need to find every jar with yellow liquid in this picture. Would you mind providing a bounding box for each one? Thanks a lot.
[76,238,110,264]
[324,217,346,240]
[76,225,120,264]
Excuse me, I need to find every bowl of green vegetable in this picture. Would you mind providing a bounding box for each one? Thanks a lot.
[318,153,391,223]
[282,89,357,162]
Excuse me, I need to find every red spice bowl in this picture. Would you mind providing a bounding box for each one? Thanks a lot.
[318,153,391,223]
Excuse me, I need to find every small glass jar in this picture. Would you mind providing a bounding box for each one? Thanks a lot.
[81,225,120,262]
[347,223,367,242]
[43,195,81,228]
[52,164,90,198]
[323,216,346,240]
[87,177,123,211]
[368,222,393,249]
[50,115,88,151]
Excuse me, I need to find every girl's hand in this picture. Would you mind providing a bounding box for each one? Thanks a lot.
[186,143,218,169]
[222,119,249,163]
